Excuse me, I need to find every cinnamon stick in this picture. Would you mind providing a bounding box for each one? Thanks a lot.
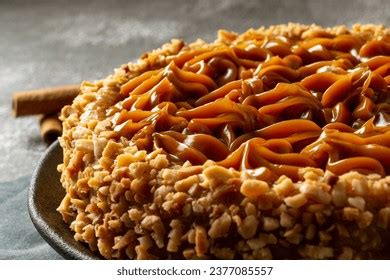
[39,114,62,144]
[12,84,80,117]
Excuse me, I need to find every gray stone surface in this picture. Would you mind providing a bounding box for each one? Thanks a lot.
[0,0,389,260]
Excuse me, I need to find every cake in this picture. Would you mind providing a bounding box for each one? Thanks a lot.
[58,23,390,259]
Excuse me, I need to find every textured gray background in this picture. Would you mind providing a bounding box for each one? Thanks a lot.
[0,0,389,260]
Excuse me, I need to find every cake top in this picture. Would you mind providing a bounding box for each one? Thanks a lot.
[64,23,390,182]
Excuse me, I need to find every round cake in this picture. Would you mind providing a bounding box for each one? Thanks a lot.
[58,23,390,259]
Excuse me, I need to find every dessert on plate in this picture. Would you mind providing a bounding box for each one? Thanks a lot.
[58,23,390,259]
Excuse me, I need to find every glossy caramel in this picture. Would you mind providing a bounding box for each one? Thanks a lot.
[111,32,390,181]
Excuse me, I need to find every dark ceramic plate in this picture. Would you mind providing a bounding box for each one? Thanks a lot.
[28,141,101,260]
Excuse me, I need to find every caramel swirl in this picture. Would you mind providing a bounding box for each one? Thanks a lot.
[110,31,390,181]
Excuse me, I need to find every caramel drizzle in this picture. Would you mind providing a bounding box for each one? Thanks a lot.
[110,34,390,181]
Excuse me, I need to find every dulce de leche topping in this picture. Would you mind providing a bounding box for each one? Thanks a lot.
[109,30,390,182]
